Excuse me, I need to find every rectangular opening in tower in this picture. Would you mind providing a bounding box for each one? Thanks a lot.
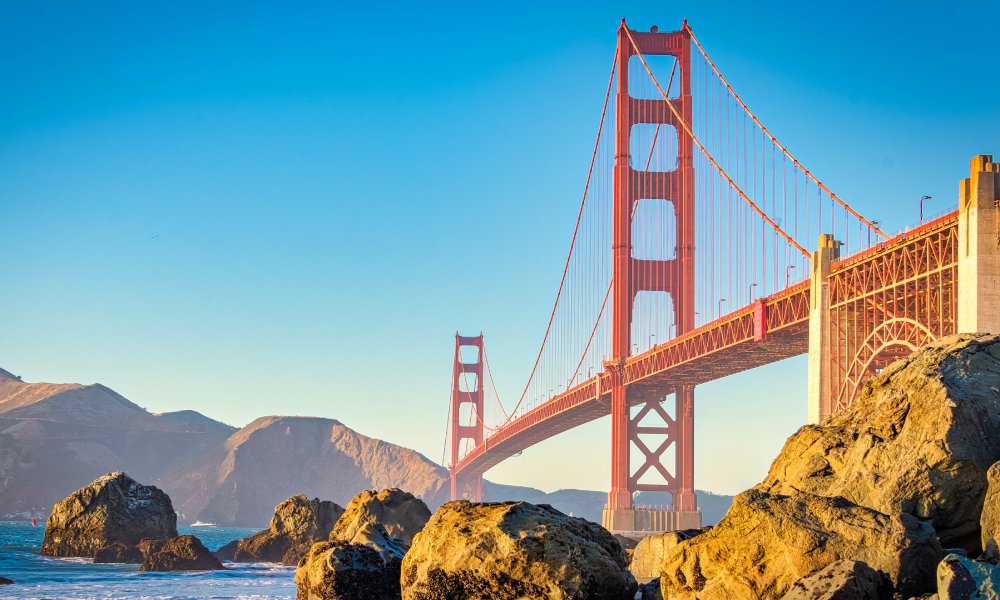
[458,345,480,364]
[628,54,681,100]
[457,373,479,393]
[457,403,479,428]
[631,291,677,352]
[630,123,679,172]
[631,198,678,260]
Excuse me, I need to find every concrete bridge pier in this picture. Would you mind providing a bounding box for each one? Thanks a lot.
[806,234,841,425]
[958,155,1000,334]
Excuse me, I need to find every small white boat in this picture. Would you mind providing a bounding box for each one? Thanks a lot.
[190,521,217,527]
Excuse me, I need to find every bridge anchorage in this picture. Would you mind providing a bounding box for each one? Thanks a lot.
[446,17,1000,535]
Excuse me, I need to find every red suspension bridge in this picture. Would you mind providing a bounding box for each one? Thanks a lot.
[446,19,1000,534]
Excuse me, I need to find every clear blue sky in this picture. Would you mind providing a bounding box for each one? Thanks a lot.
[2,1,997,495]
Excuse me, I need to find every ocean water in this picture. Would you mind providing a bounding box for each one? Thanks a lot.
[0,521,297,599]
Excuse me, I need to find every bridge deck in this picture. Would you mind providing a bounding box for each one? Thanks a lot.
[454,212,960,479]
[455,281,811,477]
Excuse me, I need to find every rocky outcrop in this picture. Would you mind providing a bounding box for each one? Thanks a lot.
[331,488,430,546]
[231,495,343,565]
[295,541,403,600]
[981,461,1000,562]
[779,560,892,600]
[630,528,704,581]
[139,535,223,571]
[758,334,1000,553]
[660,490,941,599]
[400,500,636,600]
[41,472,177,558]
[93,541,143,564]
[0,577,12,585]
[937,553,1000,599]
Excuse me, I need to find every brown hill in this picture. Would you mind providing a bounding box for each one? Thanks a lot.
[0,371,235,518]
[160,416,450,525]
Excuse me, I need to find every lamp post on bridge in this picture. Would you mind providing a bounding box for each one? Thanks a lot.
[785,265,796,288]
[868,221,880,247]
[749,282,758,303]
[920,196,932,222]
[717,298,726,318]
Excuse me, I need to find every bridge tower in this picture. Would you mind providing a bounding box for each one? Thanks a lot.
[449,333,484,502]
[603,20,701,534]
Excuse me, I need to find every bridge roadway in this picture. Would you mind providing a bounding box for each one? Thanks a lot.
[453,211,960,479]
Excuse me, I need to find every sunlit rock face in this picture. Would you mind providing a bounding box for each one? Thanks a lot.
[660,333,1000,599]
[330,488,430,547]
[228,494,344,565]
[400,500,637,600]
[760,333,1000,553]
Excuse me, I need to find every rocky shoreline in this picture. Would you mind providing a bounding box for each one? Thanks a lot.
[14,333,1000,599]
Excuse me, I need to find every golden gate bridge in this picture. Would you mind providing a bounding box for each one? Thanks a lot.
[444,19,1000,535]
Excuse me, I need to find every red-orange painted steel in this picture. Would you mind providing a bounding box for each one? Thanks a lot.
[451,214,960,484]
[609,21,696,512]
[449,333,484,501]
[447,18,963,524]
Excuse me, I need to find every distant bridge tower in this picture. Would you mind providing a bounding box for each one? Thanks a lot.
[449,333,484,502]
[603,20,702,534]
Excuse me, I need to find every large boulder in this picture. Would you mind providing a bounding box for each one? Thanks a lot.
[400,500,636,600]
[295,541,403,600]
[331,488,430,546]
[232,495,344,565]
[937,553,1000,599]
[139,535,223,571]
[758,334,1000,553]
[660,489,941,599]
[630,529,704,581]
[779,560,892,600]
[41,472,177,558]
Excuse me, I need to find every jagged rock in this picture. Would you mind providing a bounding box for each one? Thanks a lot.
[937,553,1000,599]
[400,500,636,600]
[630,528,704,581]
[331,488,430,546]
[0,577,12,585]
[758,334,1000,553]
[41,472,177,558]
[139,535,223,571]
[93,541,143,564]
[231,495,344,564]
[780,560,893,599]
[214,539,239,561]
[295,541,402,600]
[660,489,941,599]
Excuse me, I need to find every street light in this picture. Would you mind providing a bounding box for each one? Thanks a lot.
[649,333,655,349]
[717,298,726,317]
[920,196,932,222]
[868,220,880,247]
[749,282,758,302]
[785,265,796,288]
